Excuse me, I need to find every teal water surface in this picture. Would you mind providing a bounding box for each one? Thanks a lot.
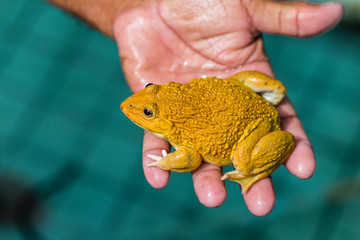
[0,1,360,239]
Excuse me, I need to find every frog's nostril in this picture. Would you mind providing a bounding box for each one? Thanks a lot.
[129,103,133,107]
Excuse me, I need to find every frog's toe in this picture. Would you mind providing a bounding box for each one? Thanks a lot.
[147,154,162,162]
[221,170,244,181]
[161,149,168,157]
[147,150,168,166]
[147,161,159,167]
[220,173,230,181]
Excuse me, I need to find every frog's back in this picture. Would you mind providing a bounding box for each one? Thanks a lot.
[157,77,278,166]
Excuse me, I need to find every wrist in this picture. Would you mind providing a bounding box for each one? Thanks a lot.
[47,0,154,38]
[112,0,156,39]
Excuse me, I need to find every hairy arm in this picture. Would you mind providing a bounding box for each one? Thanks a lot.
[46,0,153,37]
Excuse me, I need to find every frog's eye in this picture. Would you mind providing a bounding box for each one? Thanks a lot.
[145,83,154,88]
[143,107,154,117]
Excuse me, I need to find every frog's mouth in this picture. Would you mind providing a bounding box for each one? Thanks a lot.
[122,111,166,139]
[120,99,167,139]
[120,101,143,127]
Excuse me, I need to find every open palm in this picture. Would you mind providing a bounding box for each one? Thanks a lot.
[114,0,343,216]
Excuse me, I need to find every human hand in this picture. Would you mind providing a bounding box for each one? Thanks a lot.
[112,0,343,216]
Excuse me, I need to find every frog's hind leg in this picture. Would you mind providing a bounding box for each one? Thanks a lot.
[229,71,286,105]
[222,122,294,192]
[147,146,202,172]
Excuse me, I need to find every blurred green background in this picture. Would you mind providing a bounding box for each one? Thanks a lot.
[0,0,359,239]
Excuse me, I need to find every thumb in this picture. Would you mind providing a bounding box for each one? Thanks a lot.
[247,0,344,37]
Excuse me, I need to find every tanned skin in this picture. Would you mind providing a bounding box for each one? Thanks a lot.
[47,0,154,37]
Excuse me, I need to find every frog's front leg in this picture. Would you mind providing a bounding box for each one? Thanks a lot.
[230,71,286,105]
[147,146,202,172]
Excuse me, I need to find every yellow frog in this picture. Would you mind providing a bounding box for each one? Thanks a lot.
[121,71,295,192]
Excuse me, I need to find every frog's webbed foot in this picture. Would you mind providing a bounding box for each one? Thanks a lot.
[221,170,268,193]
[147,146,202,172]
[221,170,244,180]
[147,150,168,167]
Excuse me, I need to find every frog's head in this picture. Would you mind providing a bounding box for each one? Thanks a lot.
[121,84,173,138]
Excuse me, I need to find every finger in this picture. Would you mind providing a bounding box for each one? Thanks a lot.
[192,163,227,208]
[143,130,171,188]
[242,177,276,216]
[277,97,316,179]
[248,0,343,37]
